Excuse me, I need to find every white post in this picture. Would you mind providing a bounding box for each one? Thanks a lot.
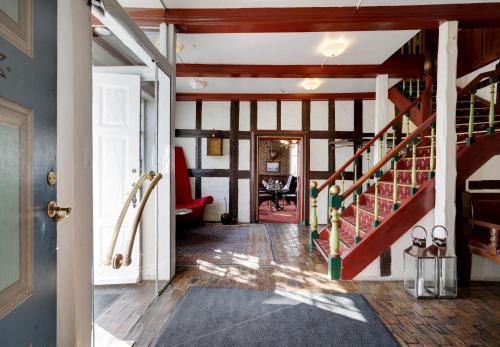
[374,75,389,164]
[435,21,458,249]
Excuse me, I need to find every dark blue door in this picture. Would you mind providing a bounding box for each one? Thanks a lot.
[0,0,58,346]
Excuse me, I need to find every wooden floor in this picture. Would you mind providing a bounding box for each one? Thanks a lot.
[94,223,500,347]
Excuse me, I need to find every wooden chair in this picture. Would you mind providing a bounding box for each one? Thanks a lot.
[462,192,500,263]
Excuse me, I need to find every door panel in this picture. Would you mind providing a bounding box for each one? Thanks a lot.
[93,73,141,285]
[0,0,57,345]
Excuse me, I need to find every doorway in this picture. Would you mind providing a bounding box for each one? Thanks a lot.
[250,131,308,224]
[89,4,176,346]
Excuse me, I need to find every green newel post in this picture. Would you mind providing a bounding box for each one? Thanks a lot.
[310,181,319,249]
[328,185,342,280]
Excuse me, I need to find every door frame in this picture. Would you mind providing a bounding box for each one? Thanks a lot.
[56,0,177,345]
[250,130,310,224]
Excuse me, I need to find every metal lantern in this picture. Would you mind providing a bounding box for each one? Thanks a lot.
[404,226,437,298]
[427,226,457,298]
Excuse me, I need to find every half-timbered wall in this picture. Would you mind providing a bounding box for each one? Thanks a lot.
[175,98,396,223]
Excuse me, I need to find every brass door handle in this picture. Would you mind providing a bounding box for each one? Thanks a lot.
[47,201,72,223]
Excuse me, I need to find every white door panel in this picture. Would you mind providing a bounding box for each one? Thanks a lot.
[93,73,141,285]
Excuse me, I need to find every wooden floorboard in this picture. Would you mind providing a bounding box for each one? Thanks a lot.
[94,223,500,347]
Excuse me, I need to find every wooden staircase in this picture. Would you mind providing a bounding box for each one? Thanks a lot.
[310,70,500,280]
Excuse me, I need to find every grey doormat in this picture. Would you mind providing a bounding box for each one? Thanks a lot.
[152,287,399,347]
[94,293,120,317]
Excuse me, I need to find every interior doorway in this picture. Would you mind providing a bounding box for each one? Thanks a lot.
[250,131,308,224]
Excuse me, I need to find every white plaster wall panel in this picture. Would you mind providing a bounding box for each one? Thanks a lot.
[281,101,302,130]
[201,101,230,130]
[201,177,229,221]
[238,179,250,223]
[174,137,196,169]
[238,139,250,171]
[257,101,277,130]
[335,146,354,171]
[175,101,196,129]
[362,100,375,133]
[310,101,329,131]
[201,138,230,169]
[335,100,354,131]
[467,155,500,185]
[310,139,329,171]
[239,101,250,131]
[457,59,499,103]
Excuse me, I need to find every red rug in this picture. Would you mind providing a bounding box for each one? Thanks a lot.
[259,202,298,224]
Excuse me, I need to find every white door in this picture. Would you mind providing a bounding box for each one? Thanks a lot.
[92,73,141,285]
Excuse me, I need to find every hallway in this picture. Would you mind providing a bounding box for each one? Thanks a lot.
[100,223,500,347]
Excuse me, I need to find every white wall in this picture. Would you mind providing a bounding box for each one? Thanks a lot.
[457,59,499,103]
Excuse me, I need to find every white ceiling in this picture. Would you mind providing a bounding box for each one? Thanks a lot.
[119,0,499,9]
[176,77,400,93]
[172,31,417,65]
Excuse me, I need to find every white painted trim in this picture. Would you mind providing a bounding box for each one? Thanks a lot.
[92,66,156,81]
[57,1,93,346]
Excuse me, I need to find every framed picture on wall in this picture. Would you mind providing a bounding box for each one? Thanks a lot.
[266,161,280,173]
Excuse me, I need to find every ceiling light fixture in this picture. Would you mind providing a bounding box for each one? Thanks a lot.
[301,78,322,91]
[94,26,111,36]
[190,79,208,91]
[320,40,348,58]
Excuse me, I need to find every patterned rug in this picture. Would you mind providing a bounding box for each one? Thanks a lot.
[259,202,298,224]
[176,224,274,266]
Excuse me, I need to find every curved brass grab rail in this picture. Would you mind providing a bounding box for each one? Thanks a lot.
[112,171,163,269]
[103,172,151,266]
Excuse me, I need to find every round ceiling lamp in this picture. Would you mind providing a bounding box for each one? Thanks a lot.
[320,40,348,58]
[189,79,208,91]
[301,78,322,91]
[176,41,184,54]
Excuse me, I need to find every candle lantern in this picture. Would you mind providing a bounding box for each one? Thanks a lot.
[404,226,437,298]
[427,226,457,298]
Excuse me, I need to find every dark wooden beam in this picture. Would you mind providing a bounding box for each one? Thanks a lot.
[328,99,336,173]
[176,55,424,78]
[229,101,239,219]
[118,4,500,33]
[195,100,202,199]
[177,92,375,101]
[276,100,281,131]
[250,101,257,131]
[468,180,500,190]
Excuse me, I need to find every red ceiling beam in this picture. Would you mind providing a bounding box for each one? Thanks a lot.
[176,92,375,101]
[176,55,424,78]
[117,4,500,33]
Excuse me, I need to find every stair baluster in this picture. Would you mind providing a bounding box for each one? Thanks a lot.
[428,122,436,179]
[409,79,413,100]
[373,171,381,227]
[488,77,496,134]
[365,147,371,189]
[392,156,399,211]
[310,181,319,248]
[467,91,476,145]
[340,172,346,212]
[328,185,342,280]
[410,136,419,195]
[355,193,361,244]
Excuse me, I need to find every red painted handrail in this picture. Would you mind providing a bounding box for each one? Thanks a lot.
[317,74,433,192]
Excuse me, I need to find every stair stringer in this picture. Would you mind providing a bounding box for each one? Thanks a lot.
[340,179,435,280]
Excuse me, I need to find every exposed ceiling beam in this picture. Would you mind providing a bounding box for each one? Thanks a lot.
[96,4,500,33]
[176,92,375,101]
[176,55,423,78]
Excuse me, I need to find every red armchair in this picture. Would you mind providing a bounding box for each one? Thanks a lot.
[175,146,213,223]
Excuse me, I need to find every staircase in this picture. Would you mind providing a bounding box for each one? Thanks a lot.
[310,70,500,280]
